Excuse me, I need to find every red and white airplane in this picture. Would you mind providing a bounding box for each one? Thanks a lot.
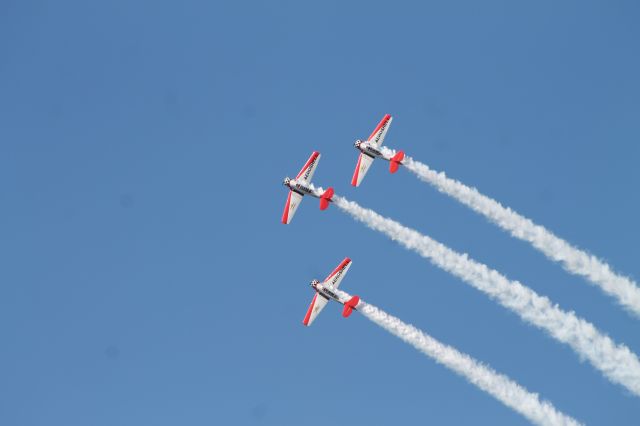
[282,151,334,224]
[351,114,405,187]
[303,258,360,326]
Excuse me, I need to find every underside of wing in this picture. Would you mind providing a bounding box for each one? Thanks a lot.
[367,114,393,148]
[323,258,352,290]
[302,293,330,326]
[281,190,304,224]
[296,151,321,183]
[351,153,375,187]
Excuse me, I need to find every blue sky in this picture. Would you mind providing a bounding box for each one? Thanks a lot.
[1,1,640,425]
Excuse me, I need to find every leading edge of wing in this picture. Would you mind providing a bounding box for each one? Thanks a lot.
[323,258,352,289]
[302,293,329,326]
[351,153,375,187]
[281,190,304,224]
[295,151,321,182]
[367,114,392,144]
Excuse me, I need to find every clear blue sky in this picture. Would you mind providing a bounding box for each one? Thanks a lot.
[2,1,639,425]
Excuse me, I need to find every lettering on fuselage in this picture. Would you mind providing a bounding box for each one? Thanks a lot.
[293,182,312,194]
[322,288,339,300]
[365,146,383,157]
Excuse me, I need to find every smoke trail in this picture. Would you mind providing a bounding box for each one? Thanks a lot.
[333,196,640,397]
[393,150,640,318]
[337,292,581,426]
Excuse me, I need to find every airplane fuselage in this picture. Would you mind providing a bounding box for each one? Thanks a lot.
[284,178,320,198]
[356,142,389,161]
[311,282,345,305]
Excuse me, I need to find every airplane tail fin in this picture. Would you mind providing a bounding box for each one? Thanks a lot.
[319,187,334,210]
[389,151,404,174]
[342,296,360,318]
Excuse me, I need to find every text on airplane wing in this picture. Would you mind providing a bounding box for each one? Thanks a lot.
[296,151,321,183]
[323,258,352,290]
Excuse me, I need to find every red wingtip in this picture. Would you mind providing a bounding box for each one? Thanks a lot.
[319,187,334,210]
[323,258,352,282]
[295,151,321,179]
[367,114,392,141]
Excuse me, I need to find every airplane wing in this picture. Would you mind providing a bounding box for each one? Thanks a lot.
[367,114,393,148]
[323,258,352,289]
[281,190,304,224]
[303,293,330,326]
[351,153,375,187]
[296,151,321,183]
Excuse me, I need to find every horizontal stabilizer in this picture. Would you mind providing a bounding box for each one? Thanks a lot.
[389,151,404,174]
[320,187,334,210]
[342,296,360,318]
[342,306,354,318]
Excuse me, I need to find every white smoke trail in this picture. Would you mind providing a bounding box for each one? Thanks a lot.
[337,291,581,426]
[333,196,640,397]
[392,150,640,318]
